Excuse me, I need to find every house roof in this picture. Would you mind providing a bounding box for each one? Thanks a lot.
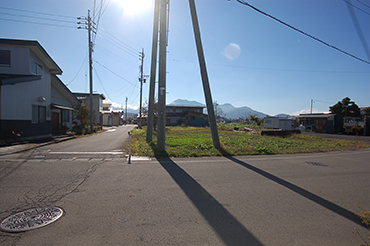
[73,92,106,100]
[51,75,79,105]
[0,38,62,74]
[298,113,336,119]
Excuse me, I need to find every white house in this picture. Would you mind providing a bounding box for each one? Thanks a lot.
[0,38,79,140]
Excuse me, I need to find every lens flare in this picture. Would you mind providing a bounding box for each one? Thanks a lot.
[224,43,241,60]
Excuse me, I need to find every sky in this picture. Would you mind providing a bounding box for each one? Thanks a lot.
[1,0,369,116]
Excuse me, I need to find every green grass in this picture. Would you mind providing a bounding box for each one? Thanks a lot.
[131,126,370,158]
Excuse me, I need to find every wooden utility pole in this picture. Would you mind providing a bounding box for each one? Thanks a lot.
[146,0,160,143]
[188,0,220,149]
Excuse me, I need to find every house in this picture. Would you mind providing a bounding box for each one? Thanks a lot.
[264,117,294,130]
[166,105,209,127]
[73,93,105,126]
[102,101,123,126]
[296,113,343,133]
[0,38,79,140]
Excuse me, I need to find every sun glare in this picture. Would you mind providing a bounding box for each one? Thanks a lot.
[112,0,152,17]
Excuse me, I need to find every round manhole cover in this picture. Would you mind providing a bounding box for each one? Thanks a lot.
[0,207,63,232]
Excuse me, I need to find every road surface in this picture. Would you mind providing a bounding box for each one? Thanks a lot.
[0,130,369,245]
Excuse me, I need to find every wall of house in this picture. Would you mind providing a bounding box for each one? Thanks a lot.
[0,46,30,75]
[51,82,74,130]
[1,49,52,139]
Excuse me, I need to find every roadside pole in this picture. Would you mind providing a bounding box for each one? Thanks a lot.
[128,131,132,164]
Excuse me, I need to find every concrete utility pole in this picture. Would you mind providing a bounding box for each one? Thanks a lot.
[146,0,160,143]
[78,10,96,133]
[157,0,169,151]
[87,10,94,133]
[188,0,221,149]
[139,49,145,129]
[125,97,128,125]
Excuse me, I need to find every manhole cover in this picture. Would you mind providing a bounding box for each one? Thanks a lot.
[0,207,63,232]
[305,162,328,167]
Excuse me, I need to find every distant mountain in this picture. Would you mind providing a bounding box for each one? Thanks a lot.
[169,99,268,119]
[169,99,205,107]
[217,103,267,119]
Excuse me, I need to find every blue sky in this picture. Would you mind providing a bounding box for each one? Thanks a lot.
[1,0,369,116]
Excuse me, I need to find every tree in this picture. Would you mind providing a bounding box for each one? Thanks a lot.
[72,101,91,134]
[249,114,259,124]
[329,97,361,117]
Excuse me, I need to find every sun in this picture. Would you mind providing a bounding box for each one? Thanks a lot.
[112,0,152,17]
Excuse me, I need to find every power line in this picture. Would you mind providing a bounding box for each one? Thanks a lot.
[345,0,370,61]
[98,27,140,56]
[0,17,77,29]
[94,67,112,101]
[343,0,370,16]
[96,32,140,58]
[0,11,77,24]
[355,0,370,9]
[0,6,76,19]
[94,60,139,88]
[67,53,88,85]
[171,58,370,73]
[234,0,370,65]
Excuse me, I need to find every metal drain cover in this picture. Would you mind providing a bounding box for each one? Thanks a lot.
[0,207,63,232]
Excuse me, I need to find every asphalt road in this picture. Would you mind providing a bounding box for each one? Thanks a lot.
[0,133,369,246]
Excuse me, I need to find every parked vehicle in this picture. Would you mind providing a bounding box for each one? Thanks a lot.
[343,117,364,135]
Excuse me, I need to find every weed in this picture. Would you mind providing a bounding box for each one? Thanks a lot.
[353,204,370,246]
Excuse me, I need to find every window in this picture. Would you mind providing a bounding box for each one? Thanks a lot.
[32,105,46,123]
[175,109,183,113]
[62,110,69,122]
[31,61,43,75]
[0,50,10,66]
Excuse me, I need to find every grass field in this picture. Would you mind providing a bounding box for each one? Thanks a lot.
[130,125,370,158]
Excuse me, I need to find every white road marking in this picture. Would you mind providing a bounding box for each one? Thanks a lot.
[49,152,124,155]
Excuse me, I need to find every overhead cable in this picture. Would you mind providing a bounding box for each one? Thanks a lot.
[0,11,77,24]
[94,60,139,88]
[235,0,370,65]
[0,6,76,19]
[0,17,77,28]
[343,0,370,16]
[355,0,370,9]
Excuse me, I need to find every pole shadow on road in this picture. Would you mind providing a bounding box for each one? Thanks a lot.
[225,156,366,229]
[157,157,264,246]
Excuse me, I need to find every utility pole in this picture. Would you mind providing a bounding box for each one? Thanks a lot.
[125,97,128,125]
[311,99,313,114]
[188,0,220,149]
[147,0,160,143]
[157,0,169,151]
[139,49,145,129]
[88,10,94,133]
[78,10,96,133]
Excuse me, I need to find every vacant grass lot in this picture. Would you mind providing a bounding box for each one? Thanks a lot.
[131,126,370,157]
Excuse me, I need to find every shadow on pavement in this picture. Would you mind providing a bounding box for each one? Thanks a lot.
[157,157,263,246]
[226,156,366,229]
